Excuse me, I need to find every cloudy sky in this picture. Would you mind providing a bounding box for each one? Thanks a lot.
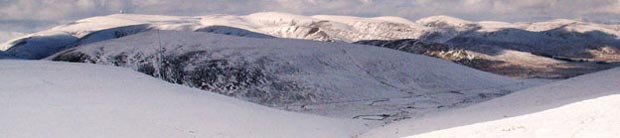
[1,0,619,41]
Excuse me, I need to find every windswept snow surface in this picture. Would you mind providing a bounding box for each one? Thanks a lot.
[361,67,620,138]
[0,60,364,138]
[49,31,528,121]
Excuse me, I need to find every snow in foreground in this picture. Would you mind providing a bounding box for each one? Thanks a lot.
[361,67,620,138]
[1,57,620,138]
[0,60,364,138]
[412,95,620,138]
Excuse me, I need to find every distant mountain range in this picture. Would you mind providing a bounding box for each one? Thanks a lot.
[1,12,619,78]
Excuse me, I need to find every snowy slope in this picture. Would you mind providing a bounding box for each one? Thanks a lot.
[0,60,365,138]
[49,31,527,120]
[361,67,620,138]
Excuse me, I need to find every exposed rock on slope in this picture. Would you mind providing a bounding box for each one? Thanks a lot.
[355,39,620,79]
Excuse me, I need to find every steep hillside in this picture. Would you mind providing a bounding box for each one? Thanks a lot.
[417,17,620,62]
[49,31,527,120]
[361,66,620,138]
[0,60,364,138]
[356,39,620,78]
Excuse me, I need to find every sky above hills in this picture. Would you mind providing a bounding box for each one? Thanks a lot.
[0,0,619,41]
[2,0,619,22]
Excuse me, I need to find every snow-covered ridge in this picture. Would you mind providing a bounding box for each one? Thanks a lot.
[3,12,618,60]
[0,12,432,59]
[49,31,527,120]
[355,39,620,79]
[2,12,619,79]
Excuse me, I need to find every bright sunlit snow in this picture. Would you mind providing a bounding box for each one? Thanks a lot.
[0,60,365,138]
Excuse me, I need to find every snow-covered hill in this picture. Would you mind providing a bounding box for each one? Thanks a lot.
[355,39,620,78]
[4,12,618,60]
[0,60,365,138]
[2,12,618,78]
[439,18,620,62]
[2,12,619,137]
[49,31,528,120]
[361,66,620,138]
[0,12,432,59]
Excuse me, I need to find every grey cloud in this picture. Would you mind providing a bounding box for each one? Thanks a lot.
[0,0,618,23]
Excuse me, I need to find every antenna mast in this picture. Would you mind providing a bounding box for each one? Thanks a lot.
[156,29,164,78]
